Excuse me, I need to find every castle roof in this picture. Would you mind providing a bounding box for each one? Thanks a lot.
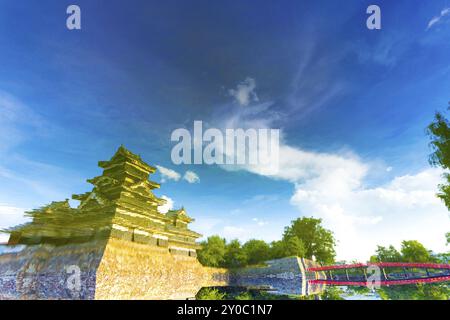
[5,146,201,250]
[166,207,194,223]
[98,145,157,174]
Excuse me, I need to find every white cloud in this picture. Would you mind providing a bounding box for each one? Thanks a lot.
[157,195,174,214]
[215,80,450,261]
[0,233,9,244]
[155,166,199,184]
[229,208,242,215]
[228,78,259,106]
[0,90,45,152]
[156,165,181,182]
[244,194,279,204]
[427,7,450,30]
[192,217,225,239]
[252,218,268,226]
[221,136,450,261]
[0,205,27,216]
[183,170,200,183]
[223,226,247,239]
[290,167,450,261]
[0,205,30,238]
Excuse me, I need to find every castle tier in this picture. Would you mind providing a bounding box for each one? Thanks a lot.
[6,146,201,257]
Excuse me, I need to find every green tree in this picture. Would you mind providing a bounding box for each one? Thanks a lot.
[370,245,402,262]
[269,238,306,259]
[197,235,226,267]
[283,217,336,264]
[270,240,287,259]
[224,239,248,268]
[283,236,306,257]
[400,240,433,263]
[446,232,450,246]
[242,239,271,265]
[427,109,450,208]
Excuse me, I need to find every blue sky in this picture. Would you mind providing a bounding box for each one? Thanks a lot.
[0,0,450,260]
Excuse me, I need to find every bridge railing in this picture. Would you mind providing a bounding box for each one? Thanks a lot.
[307,262,450,272]
[310,275,450,286]
[307,262,450,286]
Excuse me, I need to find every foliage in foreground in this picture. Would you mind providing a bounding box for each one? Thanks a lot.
[195,288,226,300]
[195,287,312,300]
[320,286,345,300]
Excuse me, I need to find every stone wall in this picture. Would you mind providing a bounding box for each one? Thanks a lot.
[94,238,228,299]
[0,238,228,300]
[229,257,325,296]
[0,241,106,299]
[0,239,323,300]
[230,257,303,295]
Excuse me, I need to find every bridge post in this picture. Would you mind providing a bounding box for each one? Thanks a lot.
[403,267,408,279]
[328,270,333,280]
[381,268,388,281]
[345,269,350,281]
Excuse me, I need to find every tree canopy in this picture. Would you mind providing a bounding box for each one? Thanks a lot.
[400,240,434,263]
[370,245,402,263]
[197,217,335,268]
[283,217,336,264]
[427,108,450,209]
[224,239,248,268]
[242,239,271,265]
[197,235,226,267]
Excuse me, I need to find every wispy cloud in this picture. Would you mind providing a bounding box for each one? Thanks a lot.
[156,165,199,184]
[236,141,450,260]
[223,225,246,239]
[156,165,181,182]
[0,91,82,210]
[252,217,268,227]
[0,90,45,152]
[192,217,225,240]
[213,78,450,261]
[0,204,30,234]
[183,170,200,183]
[427,7,450,30]
[0,159,78,201]
[244,194,279,204]
[228,77,259,107]
[284,41,351,119]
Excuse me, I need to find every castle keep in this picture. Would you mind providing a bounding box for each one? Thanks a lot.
[7,146,201,257]
[0,146,323,300]
[0,146,229,299]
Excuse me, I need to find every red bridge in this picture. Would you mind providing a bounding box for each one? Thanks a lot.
[307,262,450,286]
